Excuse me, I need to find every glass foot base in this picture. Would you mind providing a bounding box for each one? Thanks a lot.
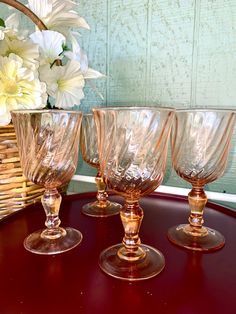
[99,243,165,281]
[24,227,83,255]
[167,224,225,252]
[82,201,121,217]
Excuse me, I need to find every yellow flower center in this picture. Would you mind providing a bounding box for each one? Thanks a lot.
[2,79,22,96]
[57,79,67,91]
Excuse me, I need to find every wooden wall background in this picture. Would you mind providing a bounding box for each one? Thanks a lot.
[1,1,236,198]
[78,0,236,198]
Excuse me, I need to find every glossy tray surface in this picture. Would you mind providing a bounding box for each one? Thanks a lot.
[0,192,235,314]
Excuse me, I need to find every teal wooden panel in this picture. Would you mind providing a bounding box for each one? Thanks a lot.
[195,0,236,107]
[149,0,195,105]
[75,0,108,112]
[194,0,236,195]
[108,0,149,105]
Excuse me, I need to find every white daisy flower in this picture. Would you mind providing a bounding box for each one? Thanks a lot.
[64,38,88,72]
[27,0,90,36]
[30,30,65,65]
[8,39,39,70]
[0,35,39,71]
[39,60,85,109]
[0,13,27,41]
[65,38,104,79]
[0,0,102,124]
[0,54,47,126]
[0,30,4,41]
[5,13,19,34]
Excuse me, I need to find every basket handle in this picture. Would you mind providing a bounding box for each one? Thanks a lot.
[0,0,47,31]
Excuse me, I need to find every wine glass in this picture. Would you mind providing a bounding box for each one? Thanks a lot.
[93,106,175,281]
[80,114,121,217]
[167,109,236,252]
[11,110,83,255]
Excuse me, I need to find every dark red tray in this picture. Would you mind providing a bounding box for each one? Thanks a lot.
[0,192,235,314]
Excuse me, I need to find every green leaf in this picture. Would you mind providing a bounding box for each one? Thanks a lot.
[62,44,70,51]
[0,18,5,28]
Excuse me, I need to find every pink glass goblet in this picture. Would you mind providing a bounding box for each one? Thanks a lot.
[80,114,121,217]
[93,107,175,281]
[168,109,236,252]
[11,110,83,255]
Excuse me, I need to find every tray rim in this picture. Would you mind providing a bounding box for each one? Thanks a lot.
[64,191,236,218]
[0,190,235,224]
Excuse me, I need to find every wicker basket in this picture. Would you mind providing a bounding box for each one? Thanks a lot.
[0,124,44,216]
[0,0,50,217]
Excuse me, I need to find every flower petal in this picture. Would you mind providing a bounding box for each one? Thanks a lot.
[83,68,105,79]
[30,30,65,65]
[28,0,53,19]
[0,112,11,126]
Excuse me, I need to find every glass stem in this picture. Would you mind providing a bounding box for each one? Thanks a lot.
[95,171,109,208]
[118,200,146,262]
[185,186,208,236]
[41,188,66,240]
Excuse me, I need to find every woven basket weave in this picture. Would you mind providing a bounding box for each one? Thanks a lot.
[0,124,44,216]
[0,0,50,217]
